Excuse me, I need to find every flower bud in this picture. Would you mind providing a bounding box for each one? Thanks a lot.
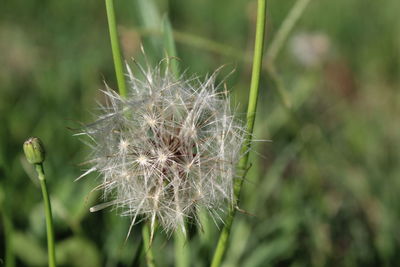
[23,137,46,164]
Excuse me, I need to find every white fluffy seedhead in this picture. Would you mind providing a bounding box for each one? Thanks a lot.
[79,60,245,237]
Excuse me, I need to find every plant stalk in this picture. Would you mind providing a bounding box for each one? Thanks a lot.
[142,223,156,267]
[175,229,189,267]
[210,0,267,266]
[105,2,156,266]
[105,0,127,97]
[35,164,56,267]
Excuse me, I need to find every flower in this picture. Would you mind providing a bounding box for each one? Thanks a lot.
[78,61,245,237]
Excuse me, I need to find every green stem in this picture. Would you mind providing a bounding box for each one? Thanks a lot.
[105,1,156,265]
[35,164,56,267]
[105,0,127,97]
[161,15,190,267]
[175,229,189,267]
[142,223,155,267]
[210,0,267,266]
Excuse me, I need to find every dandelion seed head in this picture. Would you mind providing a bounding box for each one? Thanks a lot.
[80,60,246,234]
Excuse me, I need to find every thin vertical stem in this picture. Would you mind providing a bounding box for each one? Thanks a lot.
[35,164,56,267]
[175,229,189,267]
[105,1,156,265]
[142,223,156,267]
[161,15,190,267]
[105,0,127,97]
[211,0,267,266]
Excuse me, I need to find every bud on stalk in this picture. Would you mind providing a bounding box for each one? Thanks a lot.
[23,137,46,164]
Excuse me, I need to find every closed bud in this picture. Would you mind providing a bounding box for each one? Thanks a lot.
[23,137,46,164]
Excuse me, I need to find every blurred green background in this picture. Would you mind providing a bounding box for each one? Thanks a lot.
[1,0,399,266]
